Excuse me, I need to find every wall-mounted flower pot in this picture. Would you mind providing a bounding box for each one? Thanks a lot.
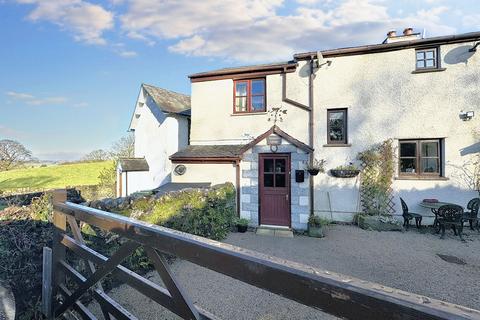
[307,169,320,176]
[330,169,360,178]
[237,224,248,233]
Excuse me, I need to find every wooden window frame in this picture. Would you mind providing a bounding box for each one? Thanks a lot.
[415,47,439,70]
[327,108,348,145]
[233,78,266,114]
[398,139,443,178]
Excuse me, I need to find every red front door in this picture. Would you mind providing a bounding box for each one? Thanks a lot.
[259,154,291,227]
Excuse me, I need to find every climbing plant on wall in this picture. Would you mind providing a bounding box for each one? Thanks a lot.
[357,139,395,216]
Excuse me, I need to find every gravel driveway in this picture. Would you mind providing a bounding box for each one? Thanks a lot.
[90,225,480,319]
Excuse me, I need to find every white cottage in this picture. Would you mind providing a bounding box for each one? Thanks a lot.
[116,84,190,197]
[124,29,480,230]
[169,29,480,230]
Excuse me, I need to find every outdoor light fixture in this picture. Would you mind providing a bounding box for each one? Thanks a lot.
[469,42,480,52]
[266,135,282,152]
[459,110,475,121]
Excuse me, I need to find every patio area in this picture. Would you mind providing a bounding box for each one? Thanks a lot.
[90,225,480,319]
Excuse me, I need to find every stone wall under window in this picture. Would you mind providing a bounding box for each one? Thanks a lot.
[240,141,310,230]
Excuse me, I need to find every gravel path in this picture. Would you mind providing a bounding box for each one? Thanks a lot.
[91,225,480,319]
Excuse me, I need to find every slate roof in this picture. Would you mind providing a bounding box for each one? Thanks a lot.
[118,158,149,171]
[170,145,245,160]
[142,84,191,115]
[170,126,313,161]
[189,61,296,80]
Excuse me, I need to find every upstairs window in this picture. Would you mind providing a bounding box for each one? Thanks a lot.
[416,48,438,70]
[399,139,442,177]
[327,109,348,144]
[234,79,265,113]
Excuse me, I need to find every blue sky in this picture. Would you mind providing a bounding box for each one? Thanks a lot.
[0,0,479,160]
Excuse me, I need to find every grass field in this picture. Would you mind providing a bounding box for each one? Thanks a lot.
[0,161,113,192]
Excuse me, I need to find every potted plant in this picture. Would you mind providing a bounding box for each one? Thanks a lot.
[305,159,326,176]
[236,218,249,233]
[330,164,360,178]
[308,216,330,238]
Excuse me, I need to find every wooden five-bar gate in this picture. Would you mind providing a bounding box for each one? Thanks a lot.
[43,190,480,320]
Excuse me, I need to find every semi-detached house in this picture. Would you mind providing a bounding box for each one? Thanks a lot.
[120,29,480,230]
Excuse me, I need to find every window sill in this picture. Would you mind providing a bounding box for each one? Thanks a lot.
[395,176,449,181]
[411,68,446,74]
[323,144,352,147]
[230,112,268,117]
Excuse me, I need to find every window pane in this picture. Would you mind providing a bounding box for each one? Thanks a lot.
[400,158,416,173]
[416,52,425,60]
[417,61,425,68]
[235,82,247,96]
[328,111,345,142]
[235,97,247,112]
[264,159,274,173]
[400,142,416,157]
[264,174,274,187]
[422,158,439,173]
[425,50,434,59]
[275,159,285,173]
[275,174,286,187]
[251,80,265,95]
[426,59,435,67]
[421,142,438,157]
[251,96,265,111]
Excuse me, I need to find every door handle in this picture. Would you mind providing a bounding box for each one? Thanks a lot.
[286,194,289,202]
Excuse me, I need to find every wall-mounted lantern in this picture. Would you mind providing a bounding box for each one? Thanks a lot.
[266,135,282,152]
[459,110,475,121]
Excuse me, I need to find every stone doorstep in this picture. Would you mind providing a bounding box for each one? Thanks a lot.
[256,226,294,238]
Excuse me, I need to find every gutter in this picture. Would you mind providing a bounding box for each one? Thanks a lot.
[295,31,480,60]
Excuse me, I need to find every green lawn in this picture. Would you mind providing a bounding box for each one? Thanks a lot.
[0,161,113,192]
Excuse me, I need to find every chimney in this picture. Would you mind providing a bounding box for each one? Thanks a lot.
[386,30,397,38]
[403,27,413,36]
[384,27,420,43]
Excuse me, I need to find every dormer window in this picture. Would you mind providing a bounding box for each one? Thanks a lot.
[416,48,438,69]
[233,79,266,113]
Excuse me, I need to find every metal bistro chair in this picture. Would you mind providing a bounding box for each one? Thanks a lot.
[463,198,480,231]
[400,198,423,229]
[437,204,464,240]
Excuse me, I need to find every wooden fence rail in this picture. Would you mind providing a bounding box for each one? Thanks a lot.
[43,190,480,320]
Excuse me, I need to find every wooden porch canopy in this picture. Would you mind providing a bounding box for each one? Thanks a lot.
[169,125,313,163]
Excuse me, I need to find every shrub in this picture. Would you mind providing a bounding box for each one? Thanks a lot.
[308,215,331,227]
[127,183,237,240]
[0,207,53,319]
[30,193,53,221]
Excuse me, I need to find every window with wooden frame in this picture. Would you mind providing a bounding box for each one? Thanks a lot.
[327,109,347,144]
[233,79,266,113]
[415,48,439,70]
[399,139,443,177]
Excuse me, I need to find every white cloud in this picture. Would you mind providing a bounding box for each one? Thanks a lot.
[16,0,114,45]
[0,125,26,139]
[118,0,456,62]
[6,91,69,106]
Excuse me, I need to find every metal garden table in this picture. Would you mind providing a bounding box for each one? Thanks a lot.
[419,201,463,228]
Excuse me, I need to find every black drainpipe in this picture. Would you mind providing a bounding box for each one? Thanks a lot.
[308,57,315,217]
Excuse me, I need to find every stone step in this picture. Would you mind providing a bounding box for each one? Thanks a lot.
[256,226,294,238]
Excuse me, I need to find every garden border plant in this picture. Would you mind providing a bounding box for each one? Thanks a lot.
[357,139,396,218]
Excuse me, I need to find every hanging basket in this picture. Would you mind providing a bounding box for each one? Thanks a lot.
[307,168,320,176]
[330,169,360,178]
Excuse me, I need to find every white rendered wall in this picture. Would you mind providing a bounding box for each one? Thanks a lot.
[130,88,189,192]
[171,163,236,185]
[312,42,480,221]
